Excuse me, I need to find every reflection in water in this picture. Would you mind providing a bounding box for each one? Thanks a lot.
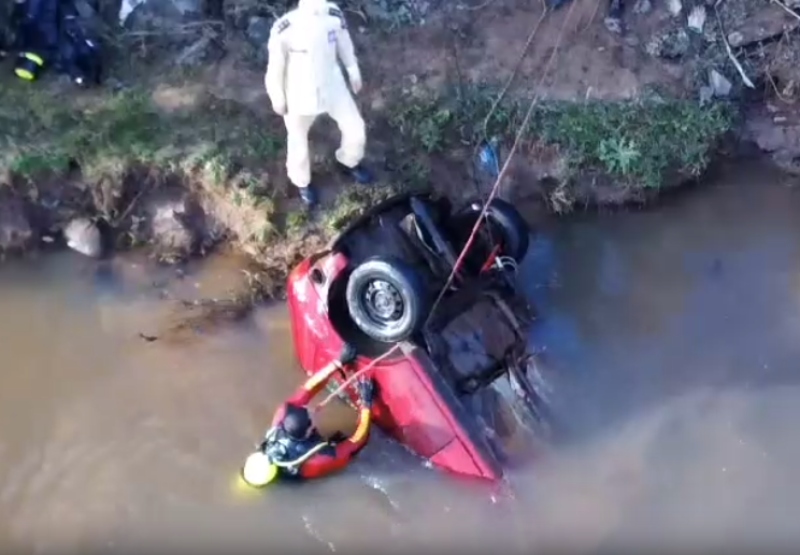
[1,161,800,551]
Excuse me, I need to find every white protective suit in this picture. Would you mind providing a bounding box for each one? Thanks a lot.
[265,0,366,189]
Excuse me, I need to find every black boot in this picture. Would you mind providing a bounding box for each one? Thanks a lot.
[298,185,318,207]
[337,162,374,185]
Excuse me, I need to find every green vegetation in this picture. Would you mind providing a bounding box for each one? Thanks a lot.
[321,181,419,233]
[0,75,735,260]
[0,79,282,239]
[0,78,425,249]
[0,82,281,182]
[387,84,735,189]
[534,101,733,187]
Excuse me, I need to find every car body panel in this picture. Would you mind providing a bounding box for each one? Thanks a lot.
[287,250,504,480]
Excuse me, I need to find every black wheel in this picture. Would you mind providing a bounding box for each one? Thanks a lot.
[345,256,429,343]
[448,199,531,273]
[466,199,531,261]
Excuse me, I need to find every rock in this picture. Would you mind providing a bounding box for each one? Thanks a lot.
[148,0,203,18]
[772,150,800,175]
[152,204,195,259]
[646,28,690,59]
[687,5,706,33]
[363,0,432,26]
[0,196,33,252]
[246,16,272,48]
[608,0,624,19]
[604,16,624,34]
[633,0,652,15]
[709,69,732,98]
[124,0,203,30]
[175,35,224,67]
[726,31,744,46]
[725,4,800,48]
[698,85,714,106]
[119,0,145,23]
[148,194,206,262]
[666,0,682,16]
[370,93,387,111]
[64,217,103,258]
[745,110,800,175]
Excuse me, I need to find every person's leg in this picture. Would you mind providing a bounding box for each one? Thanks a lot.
[284,112,319,206]
[327,93,373,184]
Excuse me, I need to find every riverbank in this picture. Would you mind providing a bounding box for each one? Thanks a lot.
[1,0,798,305]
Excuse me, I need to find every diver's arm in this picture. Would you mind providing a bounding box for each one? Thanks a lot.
[298,405,372,479]
[270,371,335,427]
[271,347,357,426]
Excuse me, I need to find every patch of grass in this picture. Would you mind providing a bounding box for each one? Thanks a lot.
[386,84,734,188]
[285,210,310,236]
[533,100,734,188]
[0,79,285,186]
[1,89,164,177]
[0,77,294,255]
[197,148,236,187]
[387,155,431,190]
[321,182,409,234]
[387,84,521,153]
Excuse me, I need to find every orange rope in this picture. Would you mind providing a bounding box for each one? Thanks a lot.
[313,344,401,411]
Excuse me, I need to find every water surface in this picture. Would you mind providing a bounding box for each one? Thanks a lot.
[2,160,800,553]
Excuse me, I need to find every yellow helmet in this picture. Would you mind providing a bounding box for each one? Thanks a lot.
[241,451,279,488]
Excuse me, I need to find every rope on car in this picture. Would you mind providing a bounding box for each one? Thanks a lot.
[467,1,549,201]
[313,344,402,411]
[477,0,550,144]
[426,0,582,327]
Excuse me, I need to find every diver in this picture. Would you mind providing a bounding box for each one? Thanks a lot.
[241,344,376,487]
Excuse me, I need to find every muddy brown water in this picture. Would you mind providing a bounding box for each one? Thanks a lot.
[3,160,800,553]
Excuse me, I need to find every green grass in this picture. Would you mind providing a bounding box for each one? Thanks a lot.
[386,84,735,188]
[534,100,733,187]
[321,182,411,233]
[0,77,292,251]
[0,80,285,184]
[0,74,736,258]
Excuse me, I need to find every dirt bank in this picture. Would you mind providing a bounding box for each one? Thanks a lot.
[1,0,798,305]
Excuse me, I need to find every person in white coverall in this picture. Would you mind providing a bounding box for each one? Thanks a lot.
[265,0,374,207]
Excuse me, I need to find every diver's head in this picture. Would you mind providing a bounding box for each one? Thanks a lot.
[241,451,279,488]
[281,404,315,440]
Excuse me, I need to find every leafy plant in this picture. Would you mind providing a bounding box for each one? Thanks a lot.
[598,137,640,176]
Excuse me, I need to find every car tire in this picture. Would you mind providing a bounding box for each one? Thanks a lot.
[453,199,531,263]
[345,256,429,343]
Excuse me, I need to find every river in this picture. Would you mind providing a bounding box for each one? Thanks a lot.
[2,159,800,553]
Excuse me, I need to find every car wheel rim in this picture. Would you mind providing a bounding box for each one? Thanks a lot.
[363,279,404,324]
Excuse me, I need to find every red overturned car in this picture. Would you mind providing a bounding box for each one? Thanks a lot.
[287,192,552,481]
